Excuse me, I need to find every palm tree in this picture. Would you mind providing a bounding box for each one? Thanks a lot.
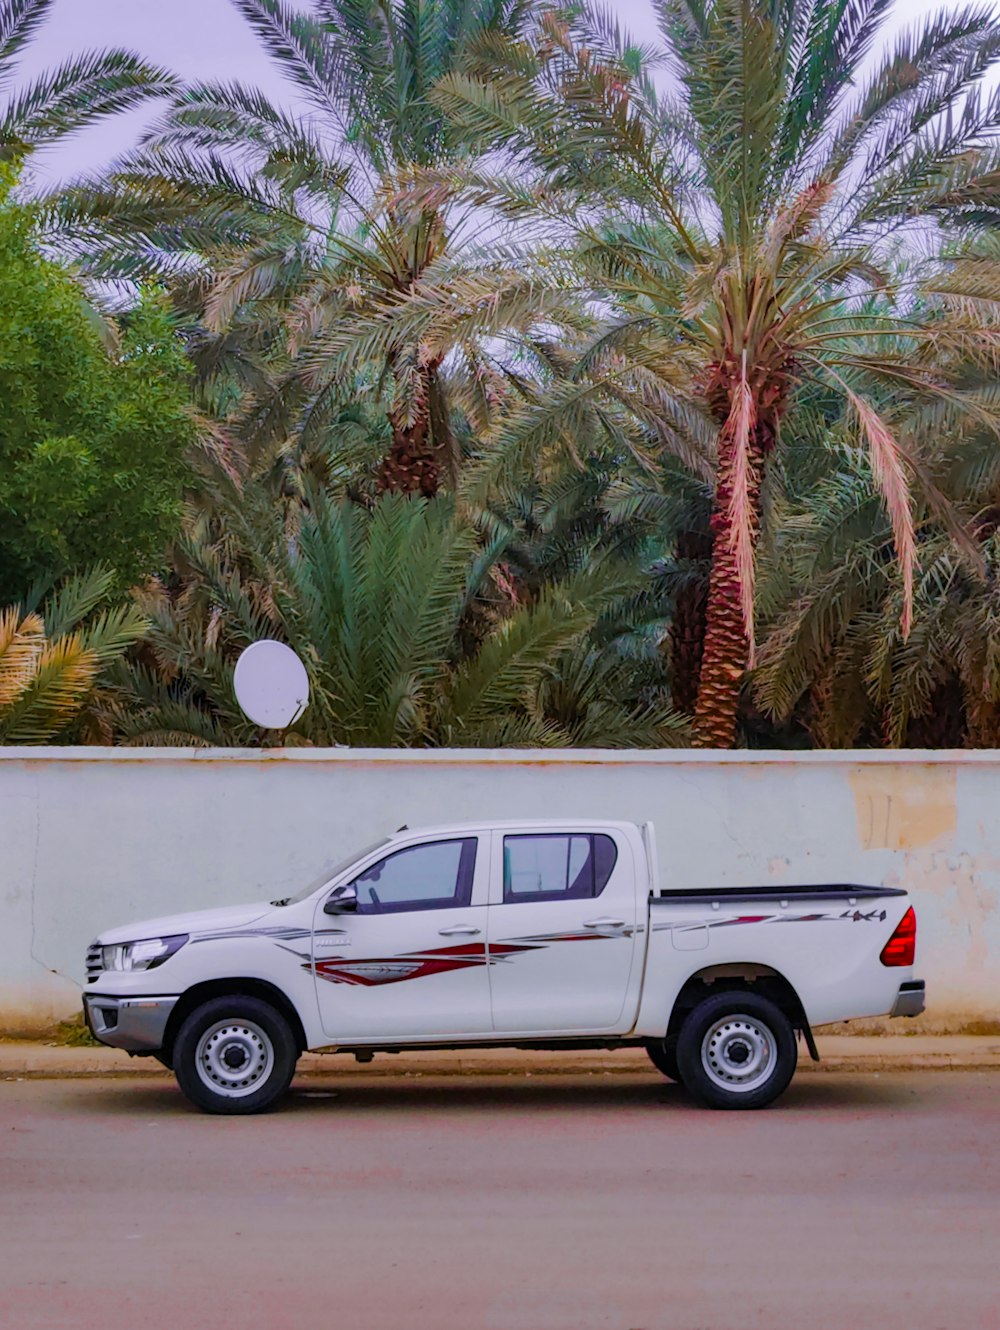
[53,0,571,497]
[434,0,1000,745]
[0,0,175,164]
[752,412,1000,749]
[98,478,685,748]
[0,569,146,743]
[752,471,989,748]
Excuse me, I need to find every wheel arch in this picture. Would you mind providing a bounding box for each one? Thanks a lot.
[666,963,809,1041]
[161,978,307,1065]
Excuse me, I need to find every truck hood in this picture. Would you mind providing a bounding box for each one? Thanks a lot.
[96,902,275,946]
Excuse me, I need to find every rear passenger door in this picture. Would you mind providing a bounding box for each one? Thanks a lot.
[485,828,639,1034]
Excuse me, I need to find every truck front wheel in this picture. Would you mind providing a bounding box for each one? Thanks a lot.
[676,991,797,1110]
[173,996,298,1115]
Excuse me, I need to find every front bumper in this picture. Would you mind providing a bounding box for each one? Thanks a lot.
[83,994,179,1052]
[890,980,926,1019]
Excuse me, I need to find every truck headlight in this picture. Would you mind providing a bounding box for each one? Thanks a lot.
[102,934,188,972]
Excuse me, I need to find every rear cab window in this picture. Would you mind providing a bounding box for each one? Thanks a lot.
[502,834,618,903]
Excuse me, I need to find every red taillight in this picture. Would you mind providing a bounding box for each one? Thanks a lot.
[880,906,916,967]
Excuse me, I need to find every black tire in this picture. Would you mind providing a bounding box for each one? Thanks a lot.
[173,995,298,1115]
[676,991,797,1110]
[644,1035,681,1082]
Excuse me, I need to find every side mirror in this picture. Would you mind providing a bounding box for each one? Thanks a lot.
[323,882,359,915]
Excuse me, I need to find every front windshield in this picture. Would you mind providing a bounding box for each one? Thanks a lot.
[271,838,390,906]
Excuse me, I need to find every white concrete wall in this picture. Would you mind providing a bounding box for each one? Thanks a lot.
[2,748,997,1035]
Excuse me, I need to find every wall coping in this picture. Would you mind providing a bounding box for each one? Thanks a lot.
[0,746,997,767]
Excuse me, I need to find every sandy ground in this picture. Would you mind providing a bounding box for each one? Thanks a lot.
[1,1070,998,1330]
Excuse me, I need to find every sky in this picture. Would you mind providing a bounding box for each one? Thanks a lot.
[11,0,977,184]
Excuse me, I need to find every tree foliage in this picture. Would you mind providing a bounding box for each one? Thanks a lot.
[0,568,146,743]
[0,0,174,163]
[431,0,1000,744]
[95,482,687,749]
[13,0,1000,751]
[49,0,575,498]
[0,170,194,602]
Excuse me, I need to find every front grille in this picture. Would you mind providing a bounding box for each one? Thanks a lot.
[86,943,104,985]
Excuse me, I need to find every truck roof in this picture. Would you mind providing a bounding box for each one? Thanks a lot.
[388,819,639,838]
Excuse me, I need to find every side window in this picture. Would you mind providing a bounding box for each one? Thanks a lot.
[503,834,618,903]
[351,838,477,914]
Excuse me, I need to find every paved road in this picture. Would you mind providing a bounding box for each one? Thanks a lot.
[1,1071,997,1330]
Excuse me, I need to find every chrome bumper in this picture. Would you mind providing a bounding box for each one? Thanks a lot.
[83,994,178,1052]
[890,980,926,1019]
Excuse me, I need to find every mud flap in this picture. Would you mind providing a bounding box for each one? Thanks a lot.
[799,1024,820,1062]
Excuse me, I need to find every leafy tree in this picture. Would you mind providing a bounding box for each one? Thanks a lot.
[0,0,174,162]
[435,0,1000,745]
[0,568,146,743]
[0,171,194,600]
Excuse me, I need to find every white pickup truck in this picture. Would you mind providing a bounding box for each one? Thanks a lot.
[83,819,924,1114]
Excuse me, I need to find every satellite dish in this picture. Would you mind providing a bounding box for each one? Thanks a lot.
[234,640,309,730]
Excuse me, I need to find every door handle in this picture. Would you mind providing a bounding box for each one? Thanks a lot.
[583,917,626,929]
[438,925,481,936]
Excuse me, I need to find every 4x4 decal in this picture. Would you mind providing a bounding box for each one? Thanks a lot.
[655,907,889,935]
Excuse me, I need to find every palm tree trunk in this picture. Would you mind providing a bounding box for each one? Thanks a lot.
[692,431,765,748]
[668,519,712,716]
[379,411,440,495]
[691,526,749,747]
[378,361,447,497]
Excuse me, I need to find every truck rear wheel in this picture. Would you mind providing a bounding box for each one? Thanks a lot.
[173,996,298,1115]
[676,991,797,1110]
[644,1035,680,1082]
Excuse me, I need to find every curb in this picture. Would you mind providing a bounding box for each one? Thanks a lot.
[3,1037,1000,1079]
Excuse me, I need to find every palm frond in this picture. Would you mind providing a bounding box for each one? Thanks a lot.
[0,633,97,744]
[1,51,177,154]
[230,0,341,119]
[0,0,52,74]
[0,607,44,711]
[441,564,633,732]
[40,567,117,638]
[845,389,917,638]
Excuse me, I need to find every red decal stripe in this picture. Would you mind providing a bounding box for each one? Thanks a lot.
[313,941,536,987]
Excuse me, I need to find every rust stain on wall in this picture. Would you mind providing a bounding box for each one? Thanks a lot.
[849,765,957,850]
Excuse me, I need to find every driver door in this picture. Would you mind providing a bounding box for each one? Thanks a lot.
[312,834,492,1041]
